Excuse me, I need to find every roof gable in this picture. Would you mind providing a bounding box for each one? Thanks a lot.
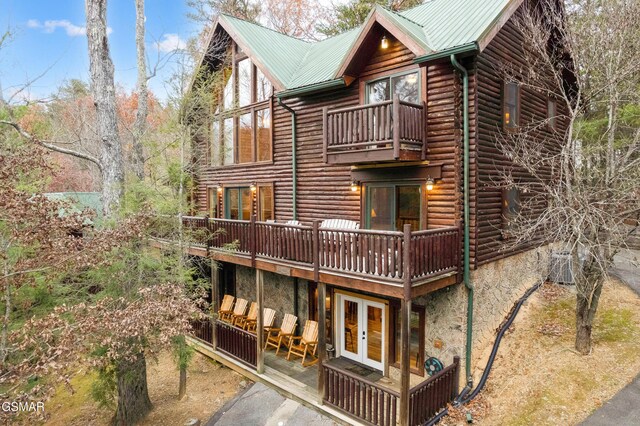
[197,0,524,95]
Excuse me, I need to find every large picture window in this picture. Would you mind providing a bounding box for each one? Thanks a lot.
[211,42,273,166]
[366,70,420,104]
[365,183,422,231]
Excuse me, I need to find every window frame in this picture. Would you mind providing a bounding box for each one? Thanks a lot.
[257,182,275,222]
[207,187,220,218]
[224,186,253,220]
[362,182,424,231]
[502,81,521,131]
[364,68,422,105]
[390,303,426,376]
[501,187,521,238]
[547,98,557,131]
[210,41,274,168]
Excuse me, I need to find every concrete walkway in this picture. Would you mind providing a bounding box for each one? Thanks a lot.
[207,382,337,426]
[581,249,640,426]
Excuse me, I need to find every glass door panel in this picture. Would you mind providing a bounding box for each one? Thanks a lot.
[241,188,252,220]
[368,186,394,231]
[338,294,386,371]
[397,185,421,230]
[341,297,360,362]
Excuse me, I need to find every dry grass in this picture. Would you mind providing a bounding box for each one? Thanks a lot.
[450,279,640,425]
[45,351,245,425]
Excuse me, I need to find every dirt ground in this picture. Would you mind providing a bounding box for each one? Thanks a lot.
[443,279,640,425]
[45,351,246,425]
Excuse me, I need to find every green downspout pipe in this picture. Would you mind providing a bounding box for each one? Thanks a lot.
[278,98,297,220]
[450,54,474,385]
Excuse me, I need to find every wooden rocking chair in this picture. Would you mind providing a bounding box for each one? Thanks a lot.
[265,313,297,355]
[233,301,256,328]
[223,298,248,324]
[218,295,235,322]
[287,320,319,366]
[246,308,276,333]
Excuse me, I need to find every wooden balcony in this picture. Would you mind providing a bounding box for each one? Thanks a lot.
[322,95,426,165]
[176,216,460,298]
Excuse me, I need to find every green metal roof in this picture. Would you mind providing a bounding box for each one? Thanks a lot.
[211,0,517,94]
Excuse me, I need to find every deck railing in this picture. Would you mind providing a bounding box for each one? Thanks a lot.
[215,319,257,368]
[174,216,461,286]
[409,357,460,426]
[191,317,214,345]
[323,95,426,163]
[323,362,399,426]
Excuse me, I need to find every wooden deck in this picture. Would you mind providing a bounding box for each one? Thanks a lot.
[170,216,460,297]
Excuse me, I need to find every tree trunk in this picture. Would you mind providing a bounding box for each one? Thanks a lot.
[0,280,10,365]
[575,275,604,355]
[131,0,147,180]
[85,0,125,216]
[178,366,187,400]
[114,352,152,425]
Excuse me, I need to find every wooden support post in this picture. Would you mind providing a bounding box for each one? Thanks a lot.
[399,224,412,426]
[250,214,256,268]
[312,221,320,283]
[322,107,329,163]
[211,259,219,350]
[256,268,265,373]
[393,95,400,160]
[421,100,428,161]
[317,281,327,404]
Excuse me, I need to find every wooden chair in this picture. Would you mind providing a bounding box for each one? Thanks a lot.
[233,301,256,329]
[246,308,276,333]
[218,295,235,322]
[287,320,319,366]
[223,298,248,324]
[265,313,297,355]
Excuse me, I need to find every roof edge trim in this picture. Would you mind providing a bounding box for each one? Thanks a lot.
[276,78,346,99]
[413,42,478,63]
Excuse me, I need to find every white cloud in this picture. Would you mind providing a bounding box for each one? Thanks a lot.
[27,19,113,37]
[154,34,186,53]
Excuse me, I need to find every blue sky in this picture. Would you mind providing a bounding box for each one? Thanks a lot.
[0,0,198,103]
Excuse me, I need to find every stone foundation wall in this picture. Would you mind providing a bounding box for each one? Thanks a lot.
[235,265,310,330]
[417,246,551,382]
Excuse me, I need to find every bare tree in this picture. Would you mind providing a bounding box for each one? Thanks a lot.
[131,0,148,180]
[494,0,640,354]
[186,0,261,26]
[86,0,125,216]
[263,0,330,41]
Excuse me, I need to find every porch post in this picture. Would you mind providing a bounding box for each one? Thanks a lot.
[211,259,219,349]
[400,224,412,426]
[317,281,326,404]
[256,269,265,373]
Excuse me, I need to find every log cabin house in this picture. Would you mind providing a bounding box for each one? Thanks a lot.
[173,0,570,424]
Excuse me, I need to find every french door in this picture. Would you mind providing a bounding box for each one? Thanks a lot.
[337,294,386,371]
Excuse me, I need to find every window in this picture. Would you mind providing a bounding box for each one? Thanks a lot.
[207,187,218,218]
[211,42,273,166]
[258,184,274,221]
[547,98,557,131]
[503,82,520,129]
[392,304,425,376]
[365,184,422,231]
[502,187,521,234]
[225,187,252,220]
[366,70,420,104]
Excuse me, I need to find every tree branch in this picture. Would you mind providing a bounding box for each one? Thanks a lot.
[0,120,103,172]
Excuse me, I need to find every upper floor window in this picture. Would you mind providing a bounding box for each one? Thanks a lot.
[547,98,557,131]
[503,81,520,129]
[211,43,273,166]
[366,70,420,104]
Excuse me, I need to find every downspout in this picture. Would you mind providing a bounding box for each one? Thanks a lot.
[450,54,474,387]
[277,98,297,220]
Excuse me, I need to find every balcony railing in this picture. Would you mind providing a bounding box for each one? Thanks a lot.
[323,95,426,165]
[173,215,460,288]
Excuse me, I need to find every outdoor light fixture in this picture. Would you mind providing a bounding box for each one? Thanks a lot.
[381,35,389,49]
[250,182,257,191]
[217,184,223,193]
[426,177,435,191]
[350,180,359,192]
[406,73,418,84]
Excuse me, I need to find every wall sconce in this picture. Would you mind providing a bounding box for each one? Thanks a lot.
[426,177,435,191]
[380,35,389,50]
[250,182,257,192]
[350,180,359,192]
[217,183,223,193]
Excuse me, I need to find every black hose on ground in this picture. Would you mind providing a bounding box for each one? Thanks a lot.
[424,280,544,426]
